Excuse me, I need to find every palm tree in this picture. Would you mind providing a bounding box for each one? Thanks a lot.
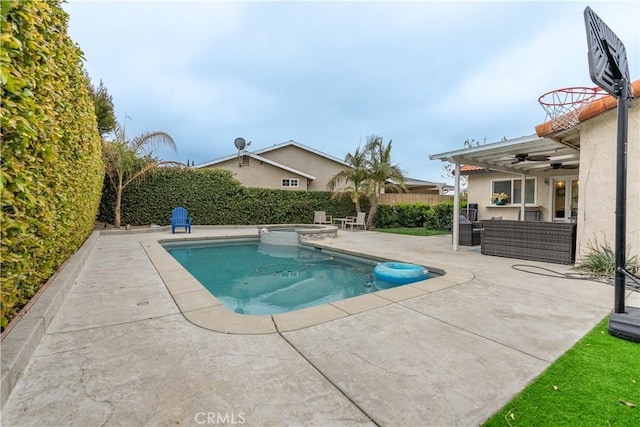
[103,126,177,227]
[364,135,406,227]
[328,145,370,213]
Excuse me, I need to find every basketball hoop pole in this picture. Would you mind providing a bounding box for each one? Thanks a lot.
[613,77,629,313]
[585,6,639,342]
[603,35,630,313]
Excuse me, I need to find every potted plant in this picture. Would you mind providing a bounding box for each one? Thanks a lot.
[492,192,509,205]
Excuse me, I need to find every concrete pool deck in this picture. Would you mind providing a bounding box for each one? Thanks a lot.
[2,227,632,426]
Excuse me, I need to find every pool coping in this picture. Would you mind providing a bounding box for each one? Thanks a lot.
[141,232,474,334]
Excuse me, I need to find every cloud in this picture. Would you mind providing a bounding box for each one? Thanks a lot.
[65,0,639,182]
[436,3,639,117]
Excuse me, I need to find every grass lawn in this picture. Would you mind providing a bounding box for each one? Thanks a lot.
[483,316,639,426]
[374,227,450,237]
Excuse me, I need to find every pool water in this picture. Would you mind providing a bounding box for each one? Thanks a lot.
[163,240,422,315]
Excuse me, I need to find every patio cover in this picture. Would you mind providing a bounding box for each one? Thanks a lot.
[429,134,580,250]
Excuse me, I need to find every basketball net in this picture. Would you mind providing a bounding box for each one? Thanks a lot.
[538,87,602,131]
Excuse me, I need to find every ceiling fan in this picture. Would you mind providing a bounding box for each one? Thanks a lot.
[546,162,579,170]
[511,153,550,164]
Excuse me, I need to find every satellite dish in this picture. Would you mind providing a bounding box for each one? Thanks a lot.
[234,137,251,166]
[234,137,246,151]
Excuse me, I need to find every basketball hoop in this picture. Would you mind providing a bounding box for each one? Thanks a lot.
[538,86,600,131]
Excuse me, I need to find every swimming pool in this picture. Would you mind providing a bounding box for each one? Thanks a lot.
[162,239,433,315]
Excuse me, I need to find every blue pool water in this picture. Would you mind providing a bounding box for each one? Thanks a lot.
[163,239,430,315]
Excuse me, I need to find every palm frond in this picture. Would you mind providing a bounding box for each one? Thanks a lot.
[123,161,160,189]
[130,131,177,156]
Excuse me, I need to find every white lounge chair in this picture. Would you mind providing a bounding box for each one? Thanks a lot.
[346,212,366,231]
[313,211,332,225]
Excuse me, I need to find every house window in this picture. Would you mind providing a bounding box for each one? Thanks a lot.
[281,178,299,188]
[491,178,536,204]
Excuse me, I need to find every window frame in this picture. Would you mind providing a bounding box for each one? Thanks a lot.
[490,177,537,205]
[281,178,300,188]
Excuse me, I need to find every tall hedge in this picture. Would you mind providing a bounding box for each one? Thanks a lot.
[1,1,104,328]
[373,200,460,229]
[98,168,364,225]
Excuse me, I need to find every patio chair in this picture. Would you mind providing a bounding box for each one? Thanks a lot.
[346,212,367,231]
[459,208,477,222]
[456,215,481,246]
[313,211,332,225]
[171,207,193,234]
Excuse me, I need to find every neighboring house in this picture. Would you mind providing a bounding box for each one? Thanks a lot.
[197,140,348,191]
[430,80,639,260]
[198,139,451,195]
[393,177,453,195]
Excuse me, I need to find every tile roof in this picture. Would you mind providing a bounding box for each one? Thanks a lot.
[459,165,485,173]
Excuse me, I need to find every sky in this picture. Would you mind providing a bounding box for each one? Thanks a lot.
[64,0,639,184]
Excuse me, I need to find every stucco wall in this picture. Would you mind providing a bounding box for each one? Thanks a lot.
[206,157,308,190]
[576,105,639,261]
[467,170,577,222]
[259,145,347,191]
[466,104,639,261]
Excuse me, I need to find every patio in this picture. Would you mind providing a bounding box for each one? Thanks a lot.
[1,228,624,426]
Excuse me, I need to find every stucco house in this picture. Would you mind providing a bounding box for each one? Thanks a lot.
[197,140,348,191]
[430,80,639,261]
[199,139,451,195]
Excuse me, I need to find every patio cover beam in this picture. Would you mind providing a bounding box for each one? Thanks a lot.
[430,134,577,175]
[446,157,525,175]
[430,134,580,251]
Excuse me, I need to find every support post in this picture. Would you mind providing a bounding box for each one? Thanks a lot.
[520,174,526,221]
[452,161,461,251]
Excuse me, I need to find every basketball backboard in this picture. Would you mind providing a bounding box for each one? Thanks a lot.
[584,6,631,98]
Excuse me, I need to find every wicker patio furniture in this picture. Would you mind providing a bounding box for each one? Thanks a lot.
[456,215,482,246]
[517,208,542,221]
[481,220,577,264]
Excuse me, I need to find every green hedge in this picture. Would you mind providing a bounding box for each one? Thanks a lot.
[98,168,365,225]
[373,200,462,230]
[1,0,104,328]
[98,167,460,231]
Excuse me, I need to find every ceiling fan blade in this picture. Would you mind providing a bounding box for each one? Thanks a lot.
[527,155,551,161]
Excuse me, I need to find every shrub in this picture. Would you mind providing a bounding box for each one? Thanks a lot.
[395,203,431,227]
[373,205,399,228]
[431,201,455,230]
[576,237,639,275]
[373,201,453,230]
[1,0,103,328]
[97,168,360,226]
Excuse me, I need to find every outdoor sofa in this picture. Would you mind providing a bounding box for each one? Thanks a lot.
[480,220,577,264]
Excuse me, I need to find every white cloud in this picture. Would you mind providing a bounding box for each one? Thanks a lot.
[437,3,639,117]
[65,0,639,181]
